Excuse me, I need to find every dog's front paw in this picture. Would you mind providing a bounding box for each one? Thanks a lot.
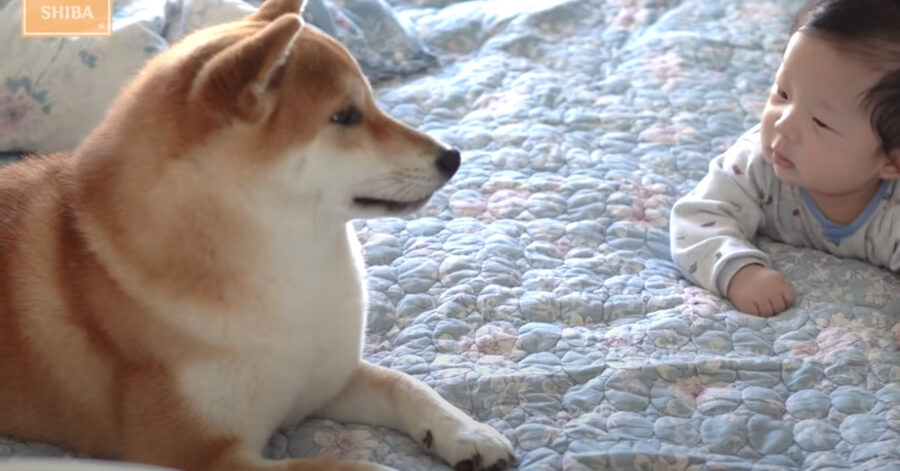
[421,419,517,471]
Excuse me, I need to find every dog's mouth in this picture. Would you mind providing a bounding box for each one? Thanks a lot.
[353,196,431,213]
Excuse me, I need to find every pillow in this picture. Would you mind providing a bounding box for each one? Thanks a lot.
[0,0,169,153]
[289,0,438,82]
[0,0,435,154]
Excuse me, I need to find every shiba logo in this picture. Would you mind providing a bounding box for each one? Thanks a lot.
[21,0,112,37]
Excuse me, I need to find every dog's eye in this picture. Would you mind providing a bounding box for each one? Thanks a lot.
[329,106,362,126]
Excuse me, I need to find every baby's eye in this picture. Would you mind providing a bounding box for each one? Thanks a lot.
[813,117,829,129]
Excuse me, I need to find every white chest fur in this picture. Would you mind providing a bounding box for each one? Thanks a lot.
[176,223,367,450]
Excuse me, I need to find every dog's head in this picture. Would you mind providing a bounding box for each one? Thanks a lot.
[81,0,458,222]
[202,0,461,218]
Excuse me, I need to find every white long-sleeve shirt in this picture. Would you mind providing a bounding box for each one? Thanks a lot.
[669,125,900,297]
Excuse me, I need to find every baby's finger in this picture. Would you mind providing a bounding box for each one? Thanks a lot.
[770,294,786,316]
[758,299,774,318]
[734,298,757,316]
[783,284,796,306]
[780,292,793,312]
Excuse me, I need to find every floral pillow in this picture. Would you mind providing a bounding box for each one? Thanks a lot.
[0,0,168,153]
[0,0,434,154]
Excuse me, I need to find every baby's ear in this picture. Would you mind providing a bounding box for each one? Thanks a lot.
[882,149,900,179]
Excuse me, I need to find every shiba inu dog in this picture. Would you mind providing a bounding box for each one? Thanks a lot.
[0,0,516,470]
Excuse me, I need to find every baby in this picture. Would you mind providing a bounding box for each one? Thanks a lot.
[669,0,900,317]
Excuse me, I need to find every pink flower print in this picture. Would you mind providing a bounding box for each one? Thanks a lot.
[640,123,679,145]
[609,178,670,228]
[741,95,768,115]
[675,285,723,316]
[644,52,685,91]
[738,2,782,23]
[458,323,517,361]
[815,381,837,395]
[313,429,378,461]
[0,88,36,134]
[672,377,707,409]
[609,1,639,29]
[608,0,668,30]
[809,317,873,363]
[695,386,733,407]
[449,190,488,219]
[472,91,533,116]
[787,340,817,357]
[334,14,351,29]
[474,324,517,356]
[561,455,582,471]
[714,139,734,152]
[487,189,530,219]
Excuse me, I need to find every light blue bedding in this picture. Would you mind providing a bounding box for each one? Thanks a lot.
[2,0,899,469]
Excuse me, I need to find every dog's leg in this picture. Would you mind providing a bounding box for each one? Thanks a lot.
[118,379,397,471]
[314,362,517,471]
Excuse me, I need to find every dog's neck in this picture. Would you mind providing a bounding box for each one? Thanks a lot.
[67,144,357,310]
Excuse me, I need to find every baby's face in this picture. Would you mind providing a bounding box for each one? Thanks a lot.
[760,32,891,199]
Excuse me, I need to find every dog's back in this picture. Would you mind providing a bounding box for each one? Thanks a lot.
[0,155,121,455]
[0,152,259,466]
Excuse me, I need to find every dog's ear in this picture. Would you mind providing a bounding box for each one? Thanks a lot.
[191,14,302,124]
[251,0,307,22]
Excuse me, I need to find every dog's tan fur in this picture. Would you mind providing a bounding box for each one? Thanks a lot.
[0,1,515,470]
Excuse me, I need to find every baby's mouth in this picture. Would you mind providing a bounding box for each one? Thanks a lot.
[771,150,795,169]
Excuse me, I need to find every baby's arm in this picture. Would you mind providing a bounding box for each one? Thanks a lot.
[886,203,900,273]
[861,187,900,273]
[669,131,794,316]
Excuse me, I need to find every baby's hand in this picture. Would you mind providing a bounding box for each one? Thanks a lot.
[727,264,795,317]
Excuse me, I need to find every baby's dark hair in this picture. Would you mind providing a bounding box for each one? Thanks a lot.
[791,0,900,155]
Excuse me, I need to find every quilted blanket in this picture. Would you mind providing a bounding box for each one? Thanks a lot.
[3,0,900,469]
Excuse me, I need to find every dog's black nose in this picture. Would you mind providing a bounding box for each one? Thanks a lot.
[436,148,461,179]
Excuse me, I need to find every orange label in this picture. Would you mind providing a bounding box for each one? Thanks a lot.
[21,0,112,37]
